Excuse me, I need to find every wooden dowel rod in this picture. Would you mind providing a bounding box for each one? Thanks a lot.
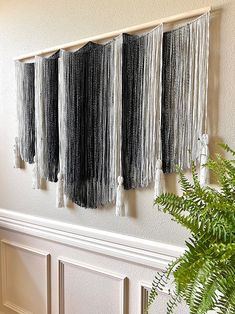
[14,6,211,61]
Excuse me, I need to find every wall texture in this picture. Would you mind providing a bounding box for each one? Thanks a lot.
[0,0,234,246]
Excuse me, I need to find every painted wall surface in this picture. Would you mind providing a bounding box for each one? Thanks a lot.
[0,0,234,246]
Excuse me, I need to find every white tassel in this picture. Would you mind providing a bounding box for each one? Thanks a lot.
[199,134,209,187]
[13,136,21,168]
[154,159,165,198]
[56,172,64,208]
[32,156,41,189]
[115,176,125,216]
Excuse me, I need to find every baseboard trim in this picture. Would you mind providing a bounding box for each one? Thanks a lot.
[0,209,184,269]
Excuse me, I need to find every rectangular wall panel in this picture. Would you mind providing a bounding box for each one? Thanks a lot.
[58,258,126,314]
[1,240,50,314]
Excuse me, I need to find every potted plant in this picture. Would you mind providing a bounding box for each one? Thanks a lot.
[148,144,235,314]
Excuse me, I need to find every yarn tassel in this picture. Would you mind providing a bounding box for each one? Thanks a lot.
[13,137,21,168]
[116,176,125,216]
[199,134,209,187]
[154,159,165,198]
[56,172,64,208]
[32,156,41,189]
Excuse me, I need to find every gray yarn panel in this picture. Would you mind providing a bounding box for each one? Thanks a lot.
[35,51,59,182]
[15,61,35,164]
[162,13,209,173]
[122,26,163,189]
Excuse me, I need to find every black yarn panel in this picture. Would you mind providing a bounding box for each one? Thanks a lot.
[161,31,174,174]
[161,28,190,173]
[63,43,105,208]
[23,63,35,164]
[122,33,145,190]
[43,51,59,182]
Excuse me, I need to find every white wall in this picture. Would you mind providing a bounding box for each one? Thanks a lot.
[0,0,234,245]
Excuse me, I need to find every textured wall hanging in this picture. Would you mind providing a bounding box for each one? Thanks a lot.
[14,7,210,216]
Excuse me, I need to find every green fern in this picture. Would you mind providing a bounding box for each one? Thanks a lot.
[148,145,235,314]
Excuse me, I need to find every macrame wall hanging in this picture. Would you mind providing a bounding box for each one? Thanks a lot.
[14,9,210,216]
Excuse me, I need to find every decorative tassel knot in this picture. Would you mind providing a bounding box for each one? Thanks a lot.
[56,172,65,208]
[154,159,165,199]
[115,176,125,216]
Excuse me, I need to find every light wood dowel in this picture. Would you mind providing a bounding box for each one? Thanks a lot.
[14,6,211,61]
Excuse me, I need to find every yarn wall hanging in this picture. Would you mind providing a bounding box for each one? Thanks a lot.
[14,10,210,216]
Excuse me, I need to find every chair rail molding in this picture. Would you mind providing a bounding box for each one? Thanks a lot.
[0,208,184,269]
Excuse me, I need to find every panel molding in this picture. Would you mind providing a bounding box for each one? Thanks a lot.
[1,240,51,314]
[0,209,184,269]
[58,257,127,314]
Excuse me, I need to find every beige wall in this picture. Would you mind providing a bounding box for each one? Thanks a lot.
[0,0,234,246]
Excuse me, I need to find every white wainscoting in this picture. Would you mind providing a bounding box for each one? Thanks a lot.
[0,209,188,314]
